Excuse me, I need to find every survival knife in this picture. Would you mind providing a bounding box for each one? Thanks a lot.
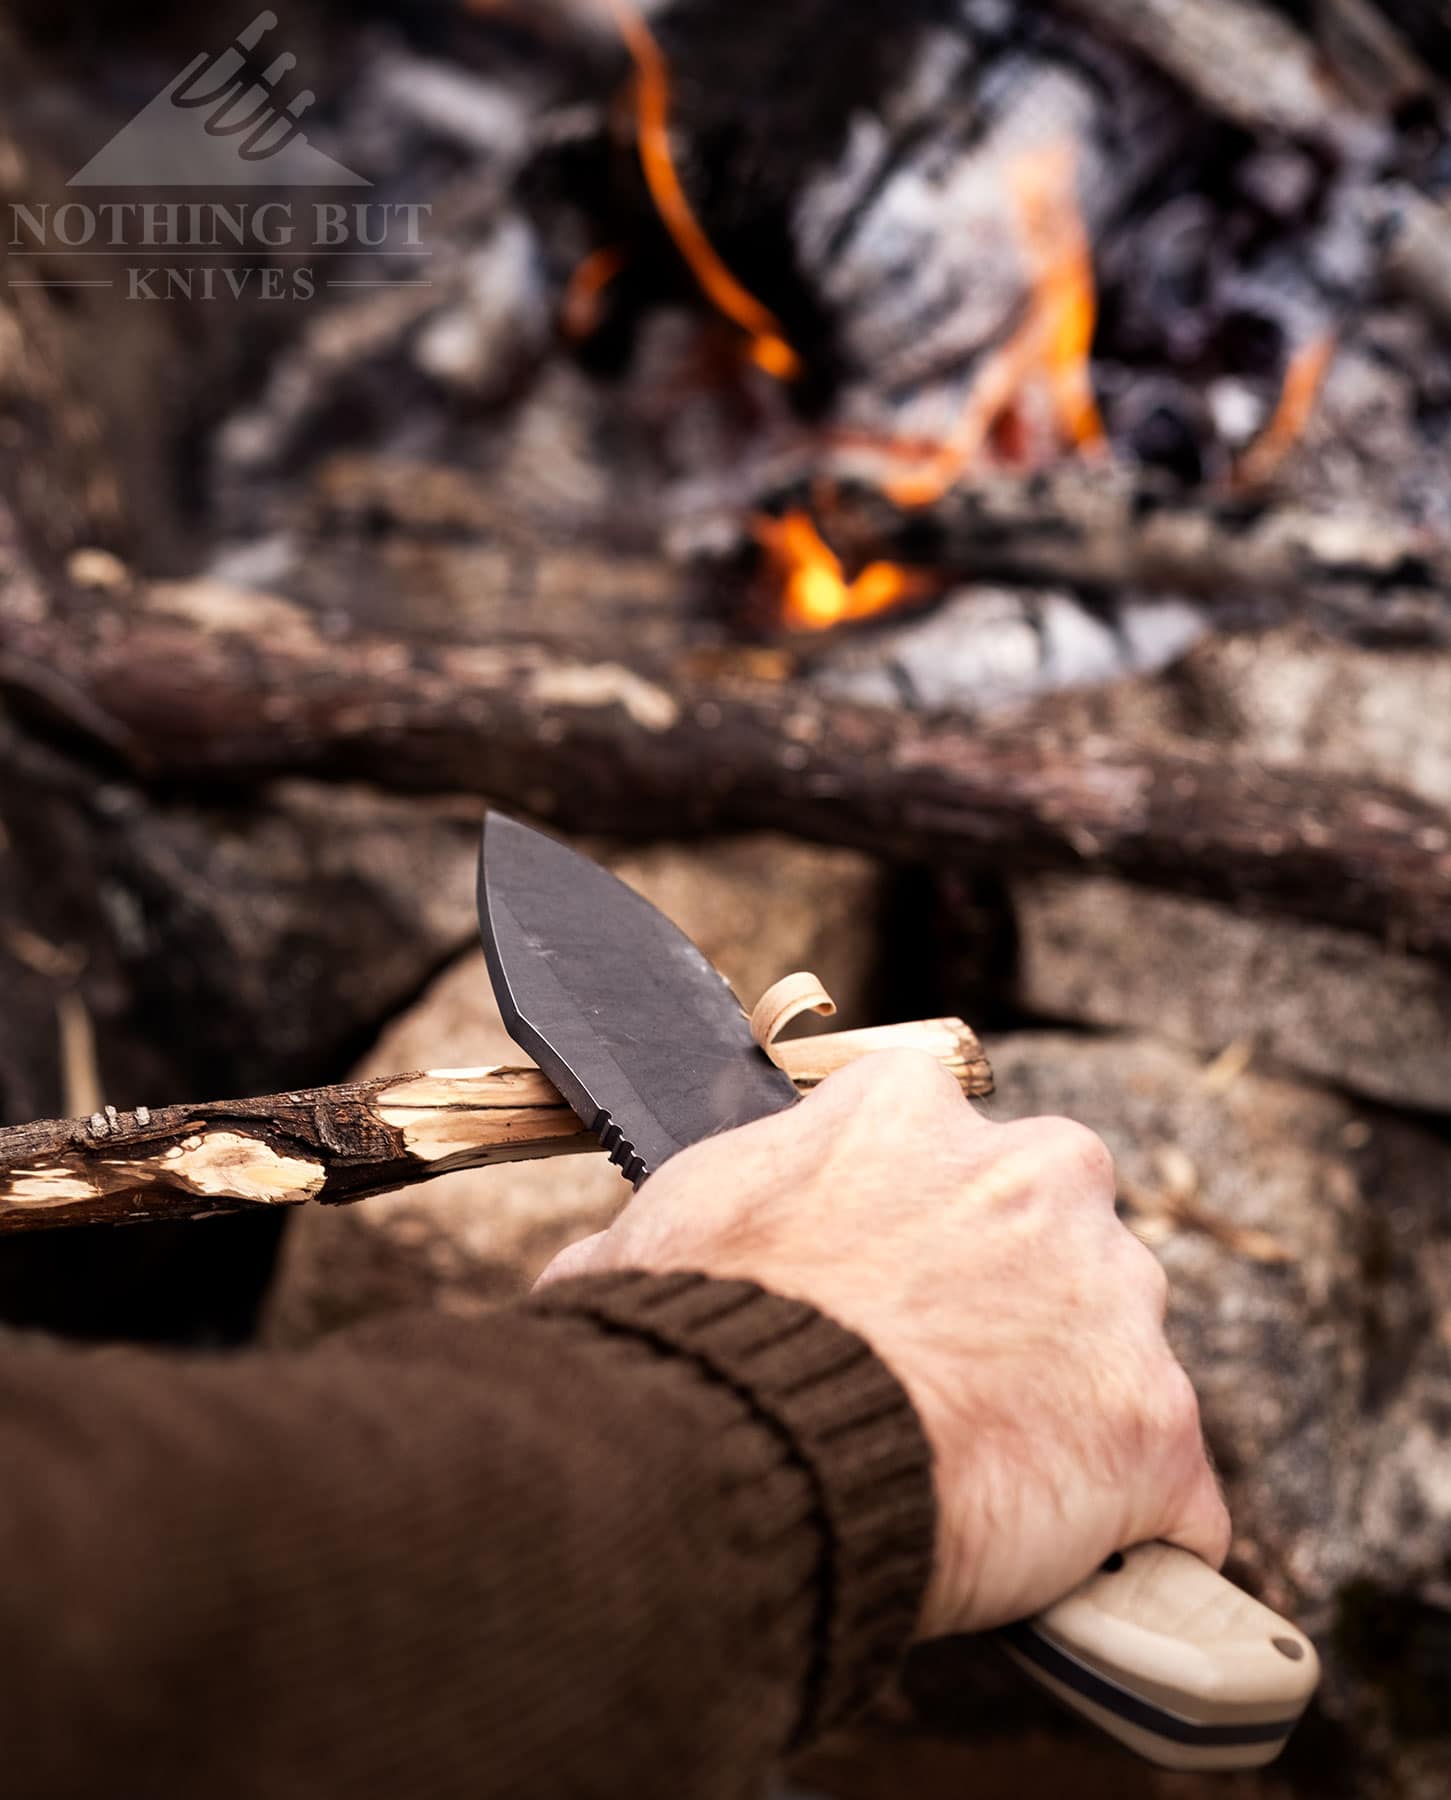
[478,811,1320,1771]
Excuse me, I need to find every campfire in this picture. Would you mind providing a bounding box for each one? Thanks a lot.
[175,0,1451,683]
[2,0,1451,1793]
[450,0,1385,647]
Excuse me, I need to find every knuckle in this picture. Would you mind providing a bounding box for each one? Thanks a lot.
[1156,1359,1206,1448]
[1037,1116,1117,1193]
[857,1047,964,1107]
[1120,1228,1170,1307]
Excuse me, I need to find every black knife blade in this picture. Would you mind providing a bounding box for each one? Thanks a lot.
[478,812,799,1185]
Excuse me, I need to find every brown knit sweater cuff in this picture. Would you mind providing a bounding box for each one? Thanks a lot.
[529,1269,936,1741]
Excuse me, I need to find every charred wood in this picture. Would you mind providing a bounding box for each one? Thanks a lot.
[812,468,1451,643]
[1059,0,1358,144]
[1361,0,1451,77]
[1380,187,1451,340]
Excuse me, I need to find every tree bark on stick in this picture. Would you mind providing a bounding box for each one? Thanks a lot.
[0,1018,992,1234]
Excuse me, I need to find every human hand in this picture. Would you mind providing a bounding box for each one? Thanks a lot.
[536,1049,1230,1639]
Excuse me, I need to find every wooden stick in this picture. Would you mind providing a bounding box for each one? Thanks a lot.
[0,1018,992,1234]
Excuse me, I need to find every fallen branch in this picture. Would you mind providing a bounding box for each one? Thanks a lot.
[4,580,1450,963]
[0,1018,992,1234]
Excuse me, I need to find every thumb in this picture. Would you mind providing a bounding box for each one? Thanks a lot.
[533,1230,612,1290]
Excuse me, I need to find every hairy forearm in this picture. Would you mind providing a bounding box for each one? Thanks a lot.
[0,1273,932,1800]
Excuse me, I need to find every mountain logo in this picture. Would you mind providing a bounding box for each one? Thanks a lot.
[70,11,369,187]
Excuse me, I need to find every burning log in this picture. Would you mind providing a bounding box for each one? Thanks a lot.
[792,467,1451,643]
[1381,187,1451,342]
[0,1019,991,1234]
[1060,0,1360,144]
[1046,0,1451,364]
[1371,0,1451,70]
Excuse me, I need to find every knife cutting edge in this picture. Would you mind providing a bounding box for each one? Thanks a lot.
[477,811,1320,1770]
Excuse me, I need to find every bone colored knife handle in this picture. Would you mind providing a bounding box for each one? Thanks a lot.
[998,1541,1320,1771]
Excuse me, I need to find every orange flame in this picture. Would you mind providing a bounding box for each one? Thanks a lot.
[881,141,1104,508]
[1232,334,1334,488]
[562,244,627,340]
[602,0,801,381]
[880,316,1042,506]
[754,510,932,631]
[1011,142,1106,454]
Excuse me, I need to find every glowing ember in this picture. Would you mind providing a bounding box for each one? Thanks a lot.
[879,140,1104,507]
[562,245,627,341]
[1233,334,1335,487]
[754,510,931,631]
[602,0,801,381]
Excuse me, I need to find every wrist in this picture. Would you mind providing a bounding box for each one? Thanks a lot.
[528,1268,937,1737]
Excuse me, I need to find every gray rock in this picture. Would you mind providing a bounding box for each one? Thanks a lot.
[1184,631,1451,809]
[998,625,1451,1119]
[1012,873,1451,1113]
[977,1032,1451,1786]
[1049,626,1451,810]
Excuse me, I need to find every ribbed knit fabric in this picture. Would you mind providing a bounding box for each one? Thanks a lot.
[532,1271,936,1742]
[0,1270,936,1800]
